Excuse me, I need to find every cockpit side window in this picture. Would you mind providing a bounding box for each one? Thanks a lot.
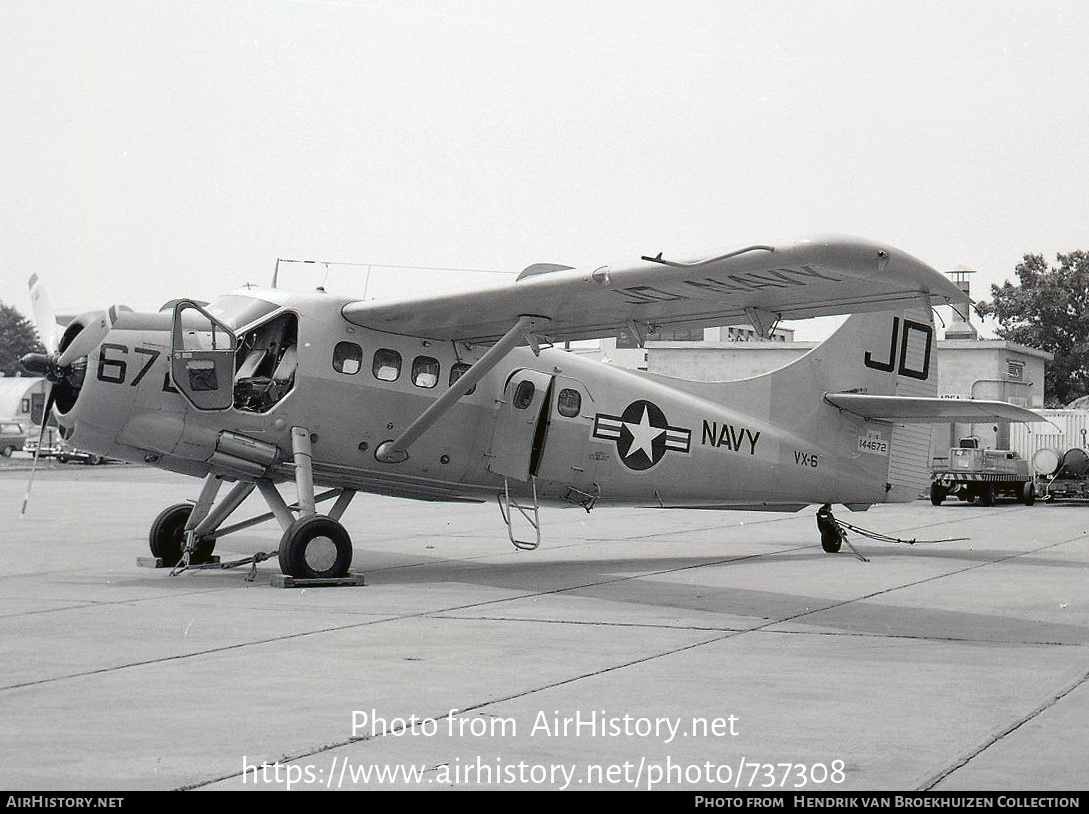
[234,312,300,413]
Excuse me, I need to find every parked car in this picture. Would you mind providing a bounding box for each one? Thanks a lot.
[23,425,60,458]
[1,420,30,457]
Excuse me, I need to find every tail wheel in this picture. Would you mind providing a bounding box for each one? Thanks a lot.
[930,483,946,506]
[815,504,843,553]
[278,515,353,579]
[820,527,843,553]
[1021,481,1036,506]
[149,503,216,566]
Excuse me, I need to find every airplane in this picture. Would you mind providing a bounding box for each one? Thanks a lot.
[19,235,1043,579]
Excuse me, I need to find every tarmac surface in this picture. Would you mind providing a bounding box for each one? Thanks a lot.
[1,461,1087,792]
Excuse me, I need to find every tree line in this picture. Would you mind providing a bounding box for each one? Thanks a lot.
[0,303,44,376]
[976,250,1089,407]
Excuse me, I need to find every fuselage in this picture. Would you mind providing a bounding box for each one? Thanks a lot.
[55,288,894,511]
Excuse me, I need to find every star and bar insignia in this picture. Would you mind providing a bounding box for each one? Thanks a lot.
[592,399,691,471]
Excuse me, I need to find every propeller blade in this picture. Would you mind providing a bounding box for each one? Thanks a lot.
[28,274,59,353]
[20,383,57,519]
[56,306,119,367]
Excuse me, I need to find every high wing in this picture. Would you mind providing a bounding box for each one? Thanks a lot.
[824,394,1049,424]
[341,235,967,343]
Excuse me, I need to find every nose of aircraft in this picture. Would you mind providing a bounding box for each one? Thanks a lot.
[19,304,122,518]
[20,306,118,400]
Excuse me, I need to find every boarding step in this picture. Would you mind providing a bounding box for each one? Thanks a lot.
[497,476,541,551]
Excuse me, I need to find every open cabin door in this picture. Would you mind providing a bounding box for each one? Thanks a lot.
[533,375,596,487]
[488,369,553,481]
[170,301,237,411]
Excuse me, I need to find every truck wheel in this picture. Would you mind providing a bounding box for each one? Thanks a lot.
[930,484,946,506]
[1021,481,1036,506]
[979,485,996,507]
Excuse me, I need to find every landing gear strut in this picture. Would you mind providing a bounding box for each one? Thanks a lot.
[147,425,357,579]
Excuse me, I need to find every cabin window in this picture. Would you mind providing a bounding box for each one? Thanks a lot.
[412,356,440,388]
[333,342,362,375]
[449,362,476,395]
[557,388,581,418]
[372,349,402,382]
[513,380,535,409]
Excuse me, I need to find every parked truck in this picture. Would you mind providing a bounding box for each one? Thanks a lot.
[930,440,1035,506]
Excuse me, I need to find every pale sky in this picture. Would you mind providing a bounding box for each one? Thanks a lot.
[2,0,1087,340]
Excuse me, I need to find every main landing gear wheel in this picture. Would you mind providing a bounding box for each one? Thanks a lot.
[149,503,216,566]
[278,515,353,579]
[979,485,996,507]
[930,483,947,506]
[1021,481,1036,506]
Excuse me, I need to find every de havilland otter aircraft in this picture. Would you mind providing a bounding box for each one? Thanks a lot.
[21,236,1041,579]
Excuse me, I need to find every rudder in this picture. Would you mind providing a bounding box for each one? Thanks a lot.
[796,298,937,502]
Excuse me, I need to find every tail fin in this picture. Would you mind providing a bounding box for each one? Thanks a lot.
[788,299,938,502]
[791,298,938,399]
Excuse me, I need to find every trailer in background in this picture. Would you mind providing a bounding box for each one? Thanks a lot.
[1031,446,1089,501]
[1004,410,1089,502]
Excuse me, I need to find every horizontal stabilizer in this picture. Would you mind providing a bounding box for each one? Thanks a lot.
[825,393,1048,424]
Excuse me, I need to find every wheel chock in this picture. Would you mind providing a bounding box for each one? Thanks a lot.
[271,573,365,589]
[137,556,221,569]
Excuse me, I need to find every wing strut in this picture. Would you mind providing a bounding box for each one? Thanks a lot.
[375,315,551,463]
